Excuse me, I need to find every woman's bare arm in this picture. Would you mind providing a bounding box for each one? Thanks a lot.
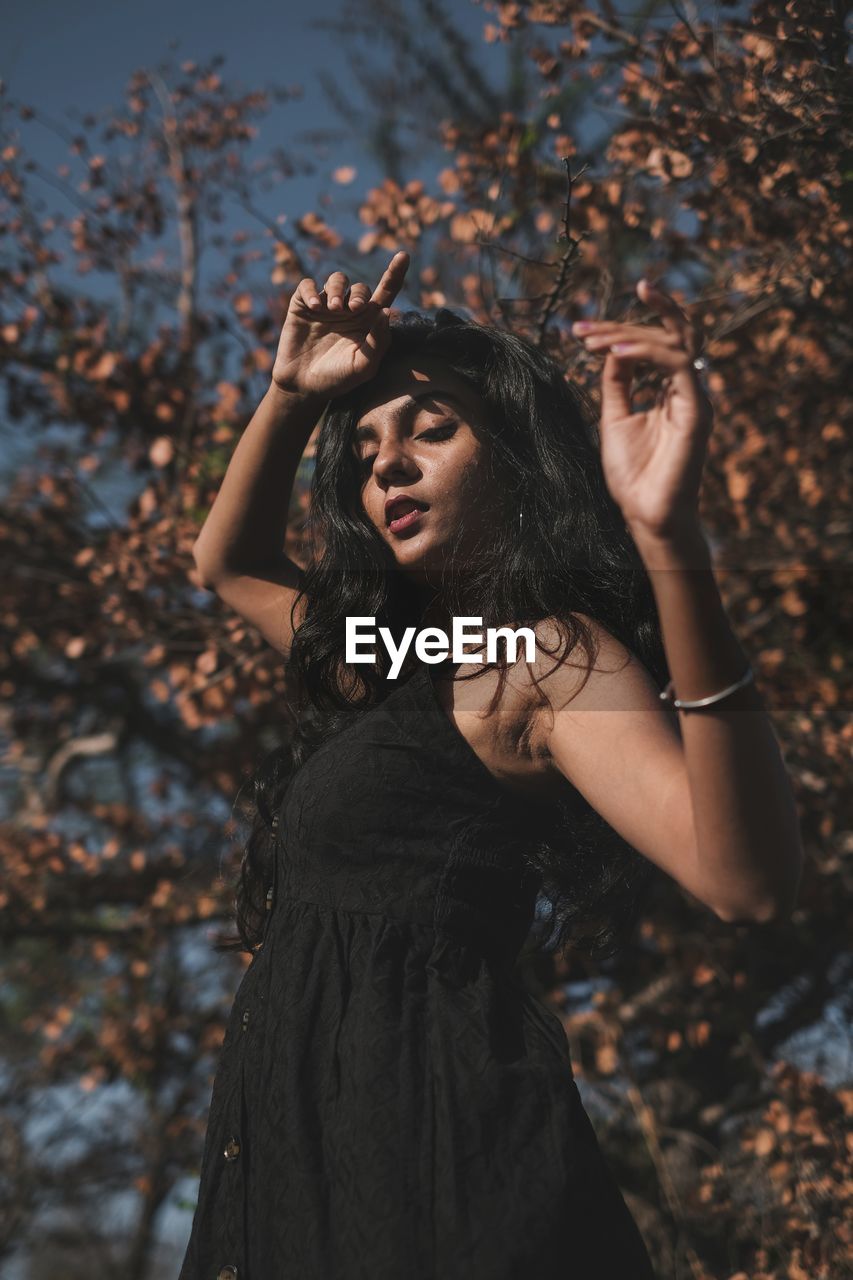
[531,528,804,925]
[191,253,410,659]
[191,382,325,657]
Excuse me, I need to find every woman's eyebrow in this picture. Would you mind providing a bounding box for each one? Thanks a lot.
[353,390,467,443]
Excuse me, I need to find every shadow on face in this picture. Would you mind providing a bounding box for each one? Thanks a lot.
[351,356,508,586]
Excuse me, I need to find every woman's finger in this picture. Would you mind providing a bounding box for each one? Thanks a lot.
[589,339,693,371]
[296,277,323,310]
[579,325,681,349]
[323,271,350,312]
[370,251,410,307]
[600,340,713,429]
[347,282,373,311]
[637,279,703,357]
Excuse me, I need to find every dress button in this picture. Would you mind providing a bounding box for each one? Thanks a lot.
[223,1136,241,1161]
[241,1009,250,1033]
[217,1267,238,1280]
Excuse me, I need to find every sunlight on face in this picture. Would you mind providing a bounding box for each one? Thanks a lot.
[352,357,503,581]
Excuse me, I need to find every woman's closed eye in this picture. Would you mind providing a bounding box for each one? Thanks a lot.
[359,421,458,470]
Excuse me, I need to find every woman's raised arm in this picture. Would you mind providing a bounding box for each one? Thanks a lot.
[191,381,323,657]
[191,253,409,658]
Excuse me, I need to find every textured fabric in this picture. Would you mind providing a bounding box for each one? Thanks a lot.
[178,662,656,1279]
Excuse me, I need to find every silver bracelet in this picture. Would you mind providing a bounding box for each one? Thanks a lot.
[659,663,755,711]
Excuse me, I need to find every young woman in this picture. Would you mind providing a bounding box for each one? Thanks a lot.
[181,251,803,1279]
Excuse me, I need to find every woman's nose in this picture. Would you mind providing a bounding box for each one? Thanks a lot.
[373,440,417,480]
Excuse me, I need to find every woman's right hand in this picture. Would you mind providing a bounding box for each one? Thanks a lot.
[271,251,410,399]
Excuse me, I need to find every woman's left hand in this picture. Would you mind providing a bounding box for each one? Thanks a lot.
[573,278,714,541]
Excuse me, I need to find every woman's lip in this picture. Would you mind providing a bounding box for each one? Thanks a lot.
[388,506,426,534]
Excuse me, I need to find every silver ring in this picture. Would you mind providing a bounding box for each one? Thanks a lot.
[692,355,709,373]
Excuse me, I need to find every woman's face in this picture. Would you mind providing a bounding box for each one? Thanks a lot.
[351,356,502,585]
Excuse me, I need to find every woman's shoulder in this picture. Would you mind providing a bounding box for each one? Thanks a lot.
[530,610,648,674]
[523,612,662,749]
[449,612,626,723]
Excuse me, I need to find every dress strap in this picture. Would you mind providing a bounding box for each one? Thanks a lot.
[410,661,523,806]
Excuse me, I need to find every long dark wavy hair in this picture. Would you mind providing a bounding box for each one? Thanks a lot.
[213,308,671,963]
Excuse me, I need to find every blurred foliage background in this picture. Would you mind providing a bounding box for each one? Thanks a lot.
[0,1,850,1275]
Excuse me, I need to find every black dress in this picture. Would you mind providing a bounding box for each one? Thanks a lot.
[178,661,656,1279]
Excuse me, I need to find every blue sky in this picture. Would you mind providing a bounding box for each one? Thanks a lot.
[0,0,514,490]
[2,0,511,288]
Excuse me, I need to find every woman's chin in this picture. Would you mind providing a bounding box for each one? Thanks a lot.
[391,541,452,575]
